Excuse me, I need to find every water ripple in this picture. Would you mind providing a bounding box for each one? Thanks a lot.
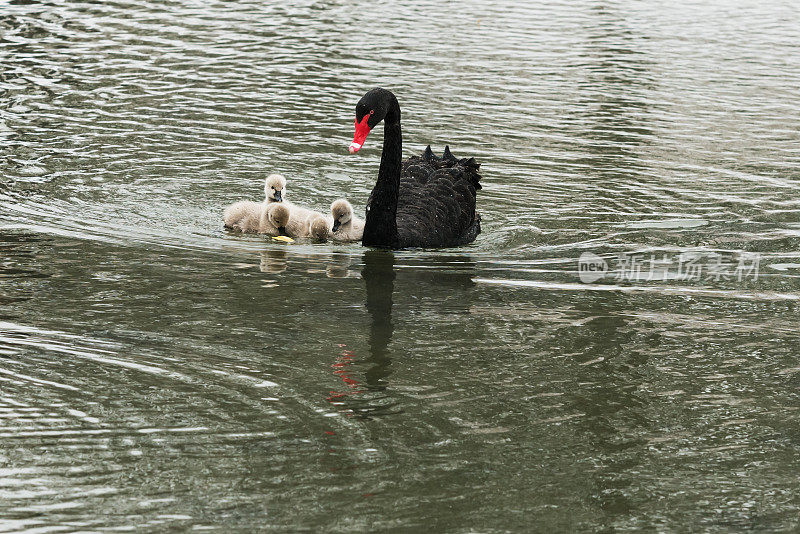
[2,0,800,530]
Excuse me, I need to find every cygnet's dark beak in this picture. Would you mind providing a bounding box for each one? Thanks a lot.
[332,220,341,232]
[278,226,287,236]
[274,190,282,202]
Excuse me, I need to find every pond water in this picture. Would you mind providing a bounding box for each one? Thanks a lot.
[2,0,800,531]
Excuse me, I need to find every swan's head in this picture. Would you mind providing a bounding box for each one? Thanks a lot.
[308,215,330,240]
[330,199,353,232]
[268,203,290,236]
[349,88,395,154]
[264,174,286,202]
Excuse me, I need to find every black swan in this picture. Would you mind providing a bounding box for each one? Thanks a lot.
[348,88,482,249]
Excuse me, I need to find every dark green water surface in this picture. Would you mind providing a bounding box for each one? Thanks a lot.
[2,1,800,531]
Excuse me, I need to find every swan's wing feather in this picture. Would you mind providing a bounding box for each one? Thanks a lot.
[395,147,482,247]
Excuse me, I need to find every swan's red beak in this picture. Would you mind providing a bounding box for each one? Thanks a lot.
[349,114,371,154]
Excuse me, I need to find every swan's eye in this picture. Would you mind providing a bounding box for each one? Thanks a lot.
[369,110,374,115]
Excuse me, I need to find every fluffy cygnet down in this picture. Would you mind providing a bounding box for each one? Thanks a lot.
[259,203,290,236]
[329,199,364,242]
[223,200,263,233]
[264,174,286,203]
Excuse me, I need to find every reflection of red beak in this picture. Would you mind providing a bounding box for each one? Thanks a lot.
[349,114,371,153]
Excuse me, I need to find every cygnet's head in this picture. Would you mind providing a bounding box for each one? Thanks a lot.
[308,215,329,240]
[268,203,290,235]
[330,199,353,233]
[264,174,286,202]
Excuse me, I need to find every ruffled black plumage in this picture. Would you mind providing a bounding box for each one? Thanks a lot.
[389,146,481,248]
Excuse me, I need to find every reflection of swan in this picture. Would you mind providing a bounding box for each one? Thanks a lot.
[256,250,356,278]
[259,249,288,274]
[301,251,356,278]
[326,252,353,278]
[326,253,478,418]
[362,250,396,391]
[327,345,364,403]
[327,251,399,418]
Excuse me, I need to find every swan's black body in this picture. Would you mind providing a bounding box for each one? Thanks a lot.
[353,88,482,249]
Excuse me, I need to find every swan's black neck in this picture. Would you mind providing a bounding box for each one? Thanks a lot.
[363,95,402,248]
